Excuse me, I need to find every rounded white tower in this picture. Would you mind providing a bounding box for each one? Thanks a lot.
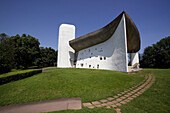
[57,24,75,68]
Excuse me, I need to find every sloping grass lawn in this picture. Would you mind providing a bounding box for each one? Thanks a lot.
[53,69,170,113]
[119,69,170,113]
[0,68,143,106]
[0,69,41,78]
[51,107,117,113]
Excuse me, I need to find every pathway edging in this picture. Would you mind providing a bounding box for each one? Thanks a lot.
[83,74,155,113]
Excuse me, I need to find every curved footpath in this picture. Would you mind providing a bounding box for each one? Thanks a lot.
[83,74,155,113]
[0,74,155,113]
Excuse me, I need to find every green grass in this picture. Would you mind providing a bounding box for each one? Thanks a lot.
[119,69,170,113]
[0,69,41,78]
[52,69,170,113]
[48,107,116,113]
[1,68,169,113]
[43,67,61,71]
[0,68,143,106]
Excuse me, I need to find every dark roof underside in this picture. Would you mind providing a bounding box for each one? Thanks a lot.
[69,11,140,53]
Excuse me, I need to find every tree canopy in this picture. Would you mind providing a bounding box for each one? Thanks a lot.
[9,34,40,69]
[0,33,57,74]
[0,33,15,73]
[140,36,170,68]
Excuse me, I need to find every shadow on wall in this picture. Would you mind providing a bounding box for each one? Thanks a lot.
[69,51,74,66]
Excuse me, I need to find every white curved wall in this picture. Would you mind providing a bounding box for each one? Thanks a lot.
[76,14,128,72]
[57,24,75,68]
[131,53,139,66]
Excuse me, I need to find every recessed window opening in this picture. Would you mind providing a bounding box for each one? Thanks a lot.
[100,57,102,60]
[90,56,91,58]
[89,65,91,68]
[91,53,93,55]
[99,50,103,52]
[104,56,106,60]
[97,64,99,69]
[89,49,90,52]
[81,63,83,67]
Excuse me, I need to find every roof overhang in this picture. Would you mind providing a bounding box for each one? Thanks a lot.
[69,11,140,53]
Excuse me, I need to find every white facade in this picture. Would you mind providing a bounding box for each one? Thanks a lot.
[76,14,128,72]
[57,24,75,68]
[131,53,139,67]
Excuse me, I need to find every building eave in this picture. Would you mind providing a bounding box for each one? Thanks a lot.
[69,11,140,53]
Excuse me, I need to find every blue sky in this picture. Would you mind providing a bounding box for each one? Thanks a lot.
[0,0,169,53]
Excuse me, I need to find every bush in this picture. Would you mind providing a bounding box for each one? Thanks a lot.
[0,69,42,85]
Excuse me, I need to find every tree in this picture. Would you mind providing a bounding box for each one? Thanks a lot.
[9,34,40,69]
[0,33,57,71]
[140,36,170,68]
[0,33,14,73]
[35,47,57,67]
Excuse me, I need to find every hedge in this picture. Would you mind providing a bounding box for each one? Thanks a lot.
[0,69,42,85]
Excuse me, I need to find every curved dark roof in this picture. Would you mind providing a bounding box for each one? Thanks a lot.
[69,11,140,53]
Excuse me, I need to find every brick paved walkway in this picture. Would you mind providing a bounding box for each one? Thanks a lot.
[83,74,155,113]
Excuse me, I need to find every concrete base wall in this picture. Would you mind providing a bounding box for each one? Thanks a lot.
[57,24,75,68]
[76,14,128,72]
[131,53,139,66]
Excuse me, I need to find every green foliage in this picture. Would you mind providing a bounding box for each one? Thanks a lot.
[35,47,57,67]
[0,69,41,78]
[9,34,40,69]
[140,36,170,68]
[0,33,15,74]
[0,33,57,71]
[0,69,42,85]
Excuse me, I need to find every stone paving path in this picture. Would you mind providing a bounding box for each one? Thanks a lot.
[0,98,82,113]
[83,74,155,113]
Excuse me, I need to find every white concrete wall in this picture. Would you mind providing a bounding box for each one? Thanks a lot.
[76,14,128,72]
[131,53,139,66]
[57,24,75,68]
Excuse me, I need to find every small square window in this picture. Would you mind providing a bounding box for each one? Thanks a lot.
[100,57,102,60]
[91,53,93,55]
